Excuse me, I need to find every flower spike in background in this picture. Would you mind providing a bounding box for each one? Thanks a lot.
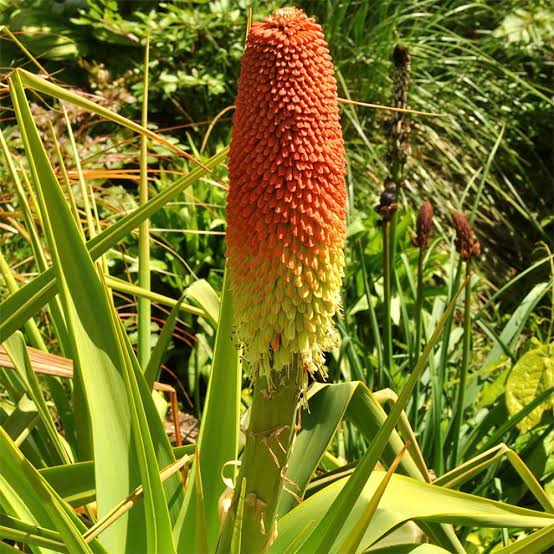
[413,199,434,251]
[452,211,481,260]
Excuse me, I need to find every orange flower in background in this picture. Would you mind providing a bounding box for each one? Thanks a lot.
[226,7,347,378]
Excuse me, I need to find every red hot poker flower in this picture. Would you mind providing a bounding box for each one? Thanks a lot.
[226,7,347,378]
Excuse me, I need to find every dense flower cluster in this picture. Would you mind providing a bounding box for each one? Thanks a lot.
[452,212,481,260]
[414,199,434,250]
[226,7,347,378]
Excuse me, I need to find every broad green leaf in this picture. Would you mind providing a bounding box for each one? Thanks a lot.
[296,282,465,553]
[0,147,227,342]
[186,279,220,329]
[272,472,554,553]
[10,70,175,553]
[1,395,38,446]
[175,271,241,553]
[335,445,407,554]
[506,342,554,432]
[279,382,425,516]
[40,461,96,508]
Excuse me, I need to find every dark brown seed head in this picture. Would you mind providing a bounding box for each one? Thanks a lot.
[414,199,434,250]
[452,212,481,260]
[386,43,412,188]
[392,44,411,70]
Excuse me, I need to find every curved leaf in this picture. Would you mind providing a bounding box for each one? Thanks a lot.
[272,472,554,553]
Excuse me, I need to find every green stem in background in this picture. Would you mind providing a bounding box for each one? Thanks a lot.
[410,245,425,426]
[382,218,394,387]
[63,106,96,240]
[49,122,82,232]
[358,241,382,387]
[137,34,151,370]
[450,260,473,468]
[428,256,463,475]
[218,358,303,553]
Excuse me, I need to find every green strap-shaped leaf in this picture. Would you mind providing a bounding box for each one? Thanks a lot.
[3,333,71,465]
[272,473,554,553]
[38,444,196,508]
[9,70,175,553]
[279,382,425,516]
[0,514,65,553]
[483,282,551,368]
[0,426,102,553]
[296,282,466,553]
[174,271,241,553]
[144,294,187,389]
[494,523,554,553]
[186,279,221,329]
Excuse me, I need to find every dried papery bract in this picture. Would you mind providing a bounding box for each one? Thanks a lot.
[452,211,481,260]
[413,199,434,251]
[221,8,346,552]
[226,6,347,381]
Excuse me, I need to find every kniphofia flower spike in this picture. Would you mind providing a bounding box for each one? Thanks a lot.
[226,7,347,380]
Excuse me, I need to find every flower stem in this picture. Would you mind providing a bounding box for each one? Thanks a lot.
[410,246,425,426]
[137,35,151,369]
[450,259,473,467]
[219,357,303,553]
[382,218,394,387]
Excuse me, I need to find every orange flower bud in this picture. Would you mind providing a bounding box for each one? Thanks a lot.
[226,8,347,378]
